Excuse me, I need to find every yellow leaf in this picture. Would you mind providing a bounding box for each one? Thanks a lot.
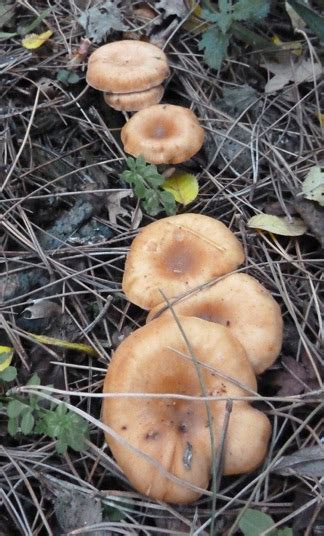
[28,333,98,356]
[0,346,13,372]
[162,170,199,206]
[271,34,302,56]
[248,214,307,236]
[22,30,53,50]
[317,113,324,127]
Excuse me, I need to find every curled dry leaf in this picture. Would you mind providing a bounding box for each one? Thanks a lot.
[263,58,323,93]
[248,214,307,236]
[273,446,324,478]
[22,299,61,320]
[106,190,132,224]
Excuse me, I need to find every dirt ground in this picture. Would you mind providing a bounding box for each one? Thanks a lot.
[0,1,323,535]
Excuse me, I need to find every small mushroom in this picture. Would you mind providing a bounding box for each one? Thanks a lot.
[120,104,205,164]
[122,213,245,310]
[102,316,271,503]
[104,85,164,112]
[86,40,169,93]
[148,273,283,374]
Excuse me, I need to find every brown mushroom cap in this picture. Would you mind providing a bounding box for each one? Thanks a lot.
[103,316,271,503]
[86,40,170,93]
[122,213,245,310]
[148,273,283,374]
[120,104,205,164]
[104,85,164,112]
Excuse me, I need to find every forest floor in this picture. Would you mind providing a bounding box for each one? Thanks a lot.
[0,1,323,535]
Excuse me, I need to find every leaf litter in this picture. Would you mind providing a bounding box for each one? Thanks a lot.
[0,0,323,534]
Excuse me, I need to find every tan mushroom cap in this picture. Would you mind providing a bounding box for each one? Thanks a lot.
[104,85,164,112]
[148,273,283,374]
[121,104,205,164]
[122,213,245,310]
[103,316,271,503]
[86,40,170,93]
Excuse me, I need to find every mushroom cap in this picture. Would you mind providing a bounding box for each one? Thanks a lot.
[86,40,170,93]
[104,85,164,112]
[120,104,205,164]
[148,273,283,374]
[122,213,245,310]
[102,316,271,503]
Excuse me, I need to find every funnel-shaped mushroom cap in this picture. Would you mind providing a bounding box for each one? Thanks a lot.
[104,85,164,111]
[121,104,205,164]
[122,213,245,310]
[102,316,271,504]
[148,273,283,374]
[86,41,170,93]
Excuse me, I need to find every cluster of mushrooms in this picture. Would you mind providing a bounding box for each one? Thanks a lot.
[86,40,205,164]
[102,213,283,504]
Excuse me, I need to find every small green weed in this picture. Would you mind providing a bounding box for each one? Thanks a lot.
[120,155,176,216]
[2,372,89,454]
[198,0,271,70]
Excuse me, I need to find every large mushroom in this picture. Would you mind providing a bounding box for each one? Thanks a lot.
[120,104,205,164]
[122,213,245,309]
[86,40,169,111]
[147,273,283,374]
[102,316,271,503]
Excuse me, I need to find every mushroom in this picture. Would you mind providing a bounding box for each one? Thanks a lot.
[147,273,283,374]
[122,213,245,310]
[120,104,205,164]
[104,85,164,112]
[86,40,169,111]
[102,316,271,503]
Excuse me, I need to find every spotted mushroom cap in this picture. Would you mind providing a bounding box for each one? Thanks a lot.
[86,40,170,93]
[104,85,164,112]
[120,104,205,164]
[122,213,245,310]
[147,273,283,374]
[102,316,271,503]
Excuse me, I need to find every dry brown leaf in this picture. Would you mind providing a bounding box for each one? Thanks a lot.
[263,58,323,92]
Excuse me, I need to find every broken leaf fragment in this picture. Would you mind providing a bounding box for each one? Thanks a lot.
[162,170,198,205]
[0,346,13,372]
[22,29,53,49]
[248,214,307,236]
[302,166,324,207]
[27,333,98,356]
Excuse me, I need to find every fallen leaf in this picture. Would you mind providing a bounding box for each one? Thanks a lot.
[27,333,98,356]
[285,1,306,30]
[22,29,53,49]
[317,113,324,127]
[248,214,307,236]
[271,34,302,56]
[238,509,276,536]
[302,166,324,206]
[162,170,199,205]
[22,300,61,320]
[155,0,189,19]
[0,346,13,372]
[263,58,323,93]
[273,355,318,396]
[106,190,132,224]
[273,446,324,478]
[294,197,324,247]
[77,0,126,43]
[0,1,15,29]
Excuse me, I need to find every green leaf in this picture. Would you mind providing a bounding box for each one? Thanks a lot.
[239,509,276,536]
[248,214,307,236]
[18,7,52,36]
[0,346,13,371]
[7,400,26,418]
[159,190,177,215]
[0,1,15,30]
[198,26,230,70]
[27,372,41,386]
[277,529,293,536]
[142,190,161,216]
[77,0,126,44]
[302,166,324,206]
[8,416,18,436]
[0,366,17,382]
[233,0,271,21]
[20,410,35,435]
[57,69,80,85]
[287,0,324,41]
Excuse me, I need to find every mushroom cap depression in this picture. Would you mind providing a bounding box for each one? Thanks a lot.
[148,273,283,374]
[86,40,170,93]
[120,104,205,164]
[102,316,271,503]
[104,85,164,112]
[122,213,245,310]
